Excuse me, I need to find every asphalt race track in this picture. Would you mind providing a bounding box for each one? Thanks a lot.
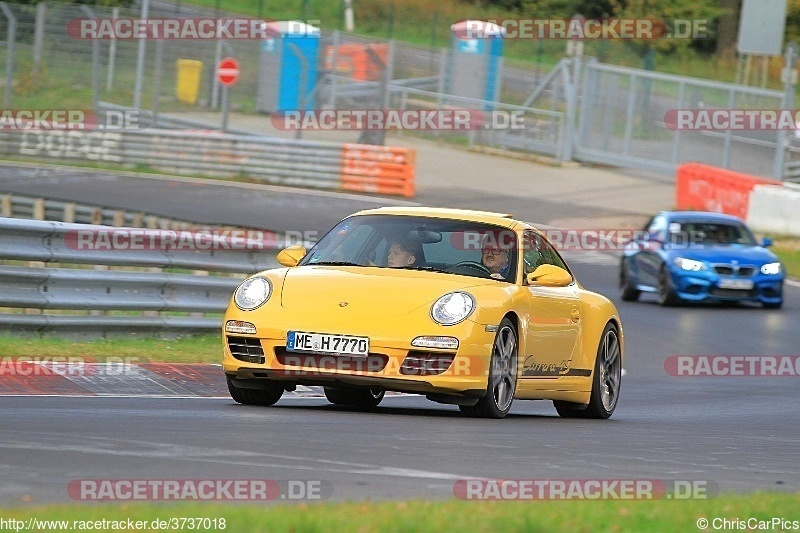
[1,165,800,504]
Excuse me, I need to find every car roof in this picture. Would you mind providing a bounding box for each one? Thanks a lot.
[660,211,745,224]
[351,206,523,228]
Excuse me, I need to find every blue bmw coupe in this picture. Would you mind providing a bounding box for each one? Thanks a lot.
[620,211,784,308]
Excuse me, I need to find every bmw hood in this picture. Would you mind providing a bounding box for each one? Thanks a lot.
[279,266,493,317]
[667,245,778,265]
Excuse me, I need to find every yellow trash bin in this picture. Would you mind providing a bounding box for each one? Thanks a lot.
[175,59,203,105]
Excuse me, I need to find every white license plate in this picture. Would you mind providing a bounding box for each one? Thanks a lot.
[718,279,754,290]
[286,331,369,356]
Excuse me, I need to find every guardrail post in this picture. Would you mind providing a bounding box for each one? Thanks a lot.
[1,195,11,217]
[32,199,45,220]
[63,203,75,223]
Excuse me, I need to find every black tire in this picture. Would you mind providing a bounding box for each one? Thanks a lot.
[763,299,783,309]
[459,317,518,419]
[226,376,284,406]
[554,322,622,419]
[619,261,641,302]
[324,387,385,408]
[657,266,681,306]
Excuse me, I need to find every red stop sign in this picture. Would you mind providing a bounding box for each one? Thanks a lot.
[217,57,239,87]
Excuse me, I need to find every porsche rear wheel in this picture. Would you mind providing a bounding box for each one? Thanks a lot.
[226,376,284,406]
[324,387,385,408]
[554,323,621,419]
[459,318,518,419]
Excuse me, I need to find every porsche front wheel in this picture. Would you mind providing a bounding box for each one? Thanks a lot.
[460,318,518,419]
[226,376,284,406]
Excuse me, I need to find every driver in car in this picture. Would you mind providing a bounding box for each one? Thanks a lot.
[481,242,510,279]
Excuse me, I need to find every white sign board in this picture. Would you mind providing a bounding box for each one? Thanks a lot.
[737,0,787,56]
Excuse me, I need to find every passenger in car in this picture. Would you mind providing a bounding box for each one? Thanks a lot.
[387,240,422,268]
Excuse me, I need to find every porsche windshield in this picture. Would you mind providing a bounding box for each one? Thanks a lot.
[299,215,518,282]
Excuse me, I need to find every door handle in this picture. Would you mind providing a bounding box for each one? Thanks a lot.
[570,308,580,322]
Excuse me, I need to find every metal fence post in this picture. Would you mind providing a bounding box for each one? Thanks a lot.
[152,38,164,126]
[774,42,798,180]
[560,56,581,162]
[133,0,150,109]
[80,5,100,112]
[107,6,119,91]
[0,2,16,109]
[33,3,45,77]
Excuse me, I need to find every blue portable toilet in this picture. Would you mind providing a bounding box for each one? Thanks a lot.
[256,21,320,113]
[447,21,504,103]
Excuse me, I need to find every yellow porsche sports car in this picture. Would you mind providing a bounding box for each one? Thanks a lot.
[223,207,624,419]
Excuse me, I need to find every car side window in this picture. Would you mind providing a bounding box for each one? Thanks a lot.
[523,231,568,275]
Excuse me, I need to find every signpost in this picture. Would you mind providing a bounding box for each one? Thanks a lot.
[217,57,240,131]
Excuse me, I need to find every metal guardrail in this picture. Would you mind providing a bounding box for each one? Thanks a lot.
[1,191,202,228]
[0,127,416,197]
[0,218,280,336]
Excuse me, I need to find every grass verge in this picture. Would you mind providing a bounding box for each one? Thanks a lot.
[771,239,800,279]
[0,334,221,364]
[2,493,799,532]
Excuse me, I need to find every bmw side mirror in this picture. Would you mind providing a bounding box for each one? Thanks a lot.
[762,237,773,248]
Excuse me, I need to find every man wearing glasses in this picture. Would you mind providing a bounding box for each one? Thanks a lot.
[481,242,511,280]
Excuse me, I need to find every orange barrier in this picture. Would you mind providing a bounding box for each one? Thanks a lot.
[325,43,389,81]
[340,143,415,198]
[675,163,780,220]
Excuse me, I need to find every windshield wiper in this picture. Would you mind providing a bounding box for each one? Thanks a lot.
[308,261,362,267]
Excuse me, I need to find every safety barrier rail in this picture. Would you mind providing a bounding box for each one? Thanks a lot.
[0,128,416,198]
[0,218,280,336]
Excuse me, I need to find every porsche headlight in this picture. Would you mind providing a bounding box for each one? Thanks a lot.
[431,292,475,325]
[761,262,782,275]
[673,257,706,272]
[234,277,272,310]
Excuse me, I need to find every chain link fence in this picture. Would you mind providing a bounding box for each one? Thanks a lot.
[0,1,796,180]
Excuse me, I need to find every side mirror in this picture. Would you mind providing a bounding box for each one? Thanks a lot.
[762,237,773,248]
[526,264,572,287]
[277,245,307,267]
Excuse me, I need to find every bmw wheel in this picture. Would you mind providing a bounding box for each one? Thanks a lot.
[657,266,681,306]
[619,261,641,302]
[460,317,518,419]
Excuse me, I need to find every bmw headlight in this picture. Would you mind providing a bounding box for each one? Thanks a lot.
[673,257,706,272]
[761,262,782,275]
[234,277,272,310]
[431,292,475,325]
